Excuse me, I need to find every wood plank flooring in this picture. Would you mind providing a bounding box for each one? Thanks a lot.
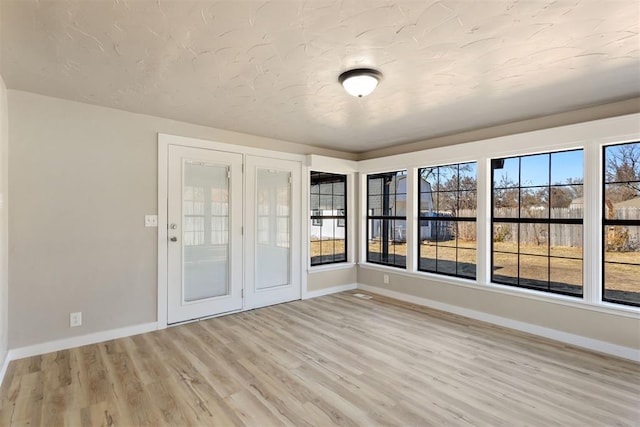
[1,291,639,426]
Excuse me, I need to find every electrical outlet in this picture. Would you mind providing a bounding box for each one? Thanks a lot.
[144,215,158,227]
[70,312,82,328]
[383,274,389,284]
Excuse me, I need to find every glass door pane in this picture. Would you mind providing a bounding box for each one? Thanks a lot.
[256,168,291,290]
[183,161,229,302]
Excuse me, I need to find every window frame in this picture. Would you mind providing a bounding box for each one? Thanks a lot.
[366,170,408,269]
[602,141,640,307]
[417,162,478,280]
[309,171,348,267]
[357,114,640,318]
[490,149,585,298]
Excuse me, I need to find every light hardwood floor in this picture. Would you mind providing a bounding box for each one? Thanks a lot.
[1,291,639,426]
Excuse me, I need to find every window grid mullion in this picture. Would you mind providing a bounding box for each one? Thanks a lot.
[491,149,585,298]
[310,172,347,267]
[417,163,478,279]
[601,141,640,307]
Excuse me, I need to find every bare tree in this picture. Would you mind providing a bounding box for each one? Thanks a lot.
[493,174,518,210]
[605,143,640,202]
[551,178,584,208]
[604,142,639,252]
[419,163,476,216]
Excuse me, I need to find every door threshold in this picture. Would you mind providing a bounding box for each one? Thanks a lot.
[168,308,243,327]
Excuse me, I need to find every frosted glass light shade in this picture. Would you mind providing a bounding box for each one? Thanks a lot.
[339,68,382,97]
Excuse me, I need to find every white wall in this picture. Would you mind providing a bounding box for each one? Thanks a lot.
[0,75,8,371]
[7,90,355,349]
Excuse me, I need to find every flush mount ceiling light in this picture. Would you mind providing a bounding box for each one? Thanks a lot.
[338,68,383,98]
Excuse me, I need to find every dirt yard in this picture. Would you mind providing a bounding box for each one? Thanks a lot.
[362,239,638,294]
[310,239,346,258]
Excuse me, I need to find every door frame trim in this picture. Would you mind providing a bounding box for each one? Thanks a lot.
[157,133,306,329]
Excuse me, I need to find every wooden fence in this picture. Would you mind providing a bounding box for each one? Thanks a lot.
[447,208,640,248]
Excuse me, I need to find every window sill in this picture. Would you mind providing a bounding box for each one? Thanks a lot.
[358,263,640,319]
[485,282,640,318]
[358,262,408,273]
[308,262,356,273]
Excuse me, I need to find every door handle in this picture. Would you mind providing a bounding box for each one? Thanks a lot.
[169,236,178,242]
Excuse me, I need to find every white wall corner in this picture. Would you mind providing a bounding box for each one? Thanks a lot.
[356,284,640,363]
[0,74,9,389]
[303,283,358,300]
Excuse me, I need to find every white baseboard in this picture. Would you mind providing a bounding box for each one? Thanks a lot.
[0,350,9,387]
[303,283,357,300]
[357,284,640,363]
[7,321,158,362]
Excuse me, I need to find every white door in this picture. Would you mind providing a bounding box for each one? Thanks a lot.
[167,145,243,324]
[245,156,301,309]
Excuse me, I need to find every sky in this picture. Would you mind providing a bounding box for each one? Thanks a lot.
[494,150,583,188]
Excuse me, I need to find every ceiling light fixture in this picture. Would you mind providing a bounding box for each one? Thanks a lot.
[338,68,383,98]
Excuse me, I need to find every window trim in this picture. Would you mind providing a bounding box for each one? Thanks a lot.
[490,149,585,298]
[310,171,348,267]
[366,171,408,269]
[601,141,640,307]
[358,114,640,315]
[417,162,478,280]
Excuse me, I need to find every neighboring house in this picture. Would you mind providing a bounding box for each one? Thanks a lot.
[309,208,346,241]
[309,176,346,241]
[602,196,640,218]
[569,197,584,210]
[614,197,640,208]
[370,175,435,242]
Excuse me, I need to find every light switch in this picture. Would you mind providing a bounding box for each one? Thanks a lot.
[145,215,158,227]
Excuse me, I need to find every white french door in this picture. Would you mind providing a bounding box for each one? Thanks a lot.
[164,144,302,325]
[167,145,243,324]
[244,156,301,309]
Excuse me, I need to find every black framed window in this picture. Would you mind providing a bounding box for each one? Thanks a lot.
[491,150,584,297]
[603,141,640,306]
[367,171,407,268]
[310,172,347,266]
[418,162,477,279]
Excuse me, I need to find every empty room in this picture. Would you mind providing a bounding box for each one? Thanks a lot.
[0,0,639,425]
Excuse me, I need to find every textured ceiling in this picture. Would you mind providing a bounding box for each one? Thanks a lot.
[1,0,639,153]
